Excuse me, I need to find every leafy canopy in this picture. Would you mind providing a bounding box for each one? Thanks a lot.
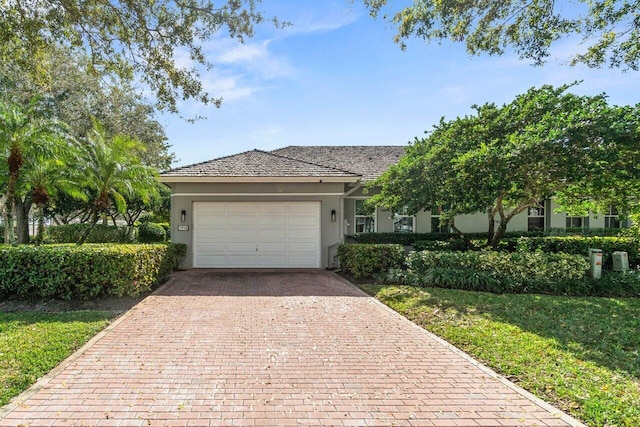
[0,0,283,113]
[369,84,640,247]
[364,0,640,70]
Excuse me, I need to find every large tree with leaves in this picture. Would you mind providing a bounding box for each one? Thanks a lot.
[0,45,173,170]
[364,0,640,70]
[369,84,640,248]
[1,1,282,113]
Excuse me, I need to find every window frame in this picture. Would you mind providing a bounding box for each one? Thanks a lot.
[430,208,450,233]
[527,201,546,232]
[393,206,415,233]
[354,199,376,234]
[604,205,621,229]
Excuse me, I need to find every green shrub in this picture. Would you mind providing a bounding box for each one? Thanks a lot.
[515,236,639,269]
[353,231,545,246]
[0,243,186,300]
[407,250,589,293]
[137,222,167,243]
[337,243,405,278]
[47,224,136,244]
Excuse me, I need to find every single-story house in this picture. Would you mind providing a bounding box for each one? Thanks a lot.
[159,145,624,269]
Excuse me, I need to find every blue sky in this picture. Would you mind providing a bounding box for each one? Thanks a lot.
[160,0,640,168]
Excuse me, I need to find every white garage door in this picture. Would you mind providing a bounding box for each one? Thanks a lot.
[193,202,321,268]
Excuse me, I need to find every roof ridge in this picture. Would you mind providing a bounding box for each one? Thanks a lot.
[161,149,262,174]
[266,148,362,176]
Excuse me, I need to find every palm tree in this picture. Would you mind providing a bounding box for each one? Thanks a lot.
[76,122,159,245]
[23,155,87,245]
[0,99,66,245]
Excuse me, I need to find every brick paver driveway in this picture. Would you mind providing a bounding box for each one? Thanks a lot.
[1,270,584,427]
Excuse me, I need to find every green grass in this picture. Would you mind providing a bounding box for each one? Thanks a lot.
[362,284,640,427]
[0,311,114,407]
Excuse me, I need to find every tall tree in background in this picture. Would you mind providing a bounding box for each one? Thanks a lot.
[364,0,640,70]
[0,45,173,170]
[369,84,640,248]
[1,1,283,113]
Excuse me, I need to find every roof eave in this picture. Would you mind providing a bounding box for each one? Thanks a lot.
[158,176,362,184]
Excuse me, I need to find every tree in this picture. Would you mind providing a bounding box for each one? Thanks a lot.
[369,84,640,248]
[75,123,159,245]
[0,100,67,245]
[0,45,174,170]
[1,1,283,113]
[364,0,640,70]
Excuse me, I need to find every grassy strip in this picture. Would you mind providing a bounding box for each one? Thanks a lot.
[0,311,114,407]
[362,284,640,427]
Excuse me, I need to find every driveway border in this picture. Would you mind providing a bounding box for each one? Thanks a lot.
[330,272,587,427]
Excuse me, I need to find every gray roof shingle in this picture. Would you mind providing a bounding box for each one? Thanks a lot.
[161,149,361,178]
[270,146,406,181]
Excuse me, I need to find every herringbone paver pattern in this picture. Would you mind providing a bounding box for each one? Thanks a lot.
[1,270,584,426]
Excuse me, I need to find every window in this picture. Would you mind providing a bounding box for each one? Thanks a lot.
[566,215,587,229]
[430,208,449,233]
[354,200,375,233]
[527,201,545,231]
[393,206,414,233]
[605,205,621,229]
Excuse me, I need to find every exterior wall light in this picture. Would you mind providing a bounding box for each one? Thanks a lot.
[331,209,336,222]
[181,210,186,222]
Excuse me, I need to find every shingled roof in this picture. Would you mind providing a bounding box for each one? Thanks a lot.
[271,146,405,181]
[161,145,406,181]
[160,149,360,179]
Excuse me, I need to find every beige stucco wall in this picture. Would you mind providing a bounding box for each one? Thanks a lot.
[167,182,345,269]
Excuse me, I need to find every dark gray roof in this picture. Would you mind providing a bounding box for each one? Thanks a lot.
[270,146,405,181]
[161,149,360,178]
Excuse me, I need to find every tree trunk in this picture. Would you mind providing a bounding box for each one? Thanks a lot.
[77,211,99,245]
[449,218,474,249]
[490,221,509,250]
[4,172,18,245]
[487,210,495,246]
[15,197,31,244]
[35,203,45,246]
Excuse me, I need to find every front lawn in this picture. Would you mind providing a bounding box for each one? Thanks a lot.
[0,311,114,407]
[362,284,640,427]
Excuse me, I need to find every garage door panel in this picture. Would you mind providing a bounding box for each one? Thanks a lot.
[227,229,258,240]
[258,229,287,240]
[194,202,320,268]
[259,203,288,214]
[258,215,288,227]
[288,215,318,227]
[288,229,318,239]
[228,203,259,214]
[288,256,320,267]
[196,242,227,253]
[258,242,287,252]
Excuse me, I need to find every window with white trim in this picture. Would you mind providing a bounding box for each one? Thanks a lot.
[430,208,449,233]
[566,214,587,229]
[527,201,545,231]
[605,205,621,229]
[393,206,415,233]
[354,200,375,233]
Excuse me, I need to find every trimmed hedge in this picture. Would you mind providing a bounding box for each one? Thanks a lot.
[406,250,589,293]
[352,231,545,245]
[514,236,639,269]
[337,243,404,278]
[0,243,186,300]
[47,224,136,244]
[138,222,167,243]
